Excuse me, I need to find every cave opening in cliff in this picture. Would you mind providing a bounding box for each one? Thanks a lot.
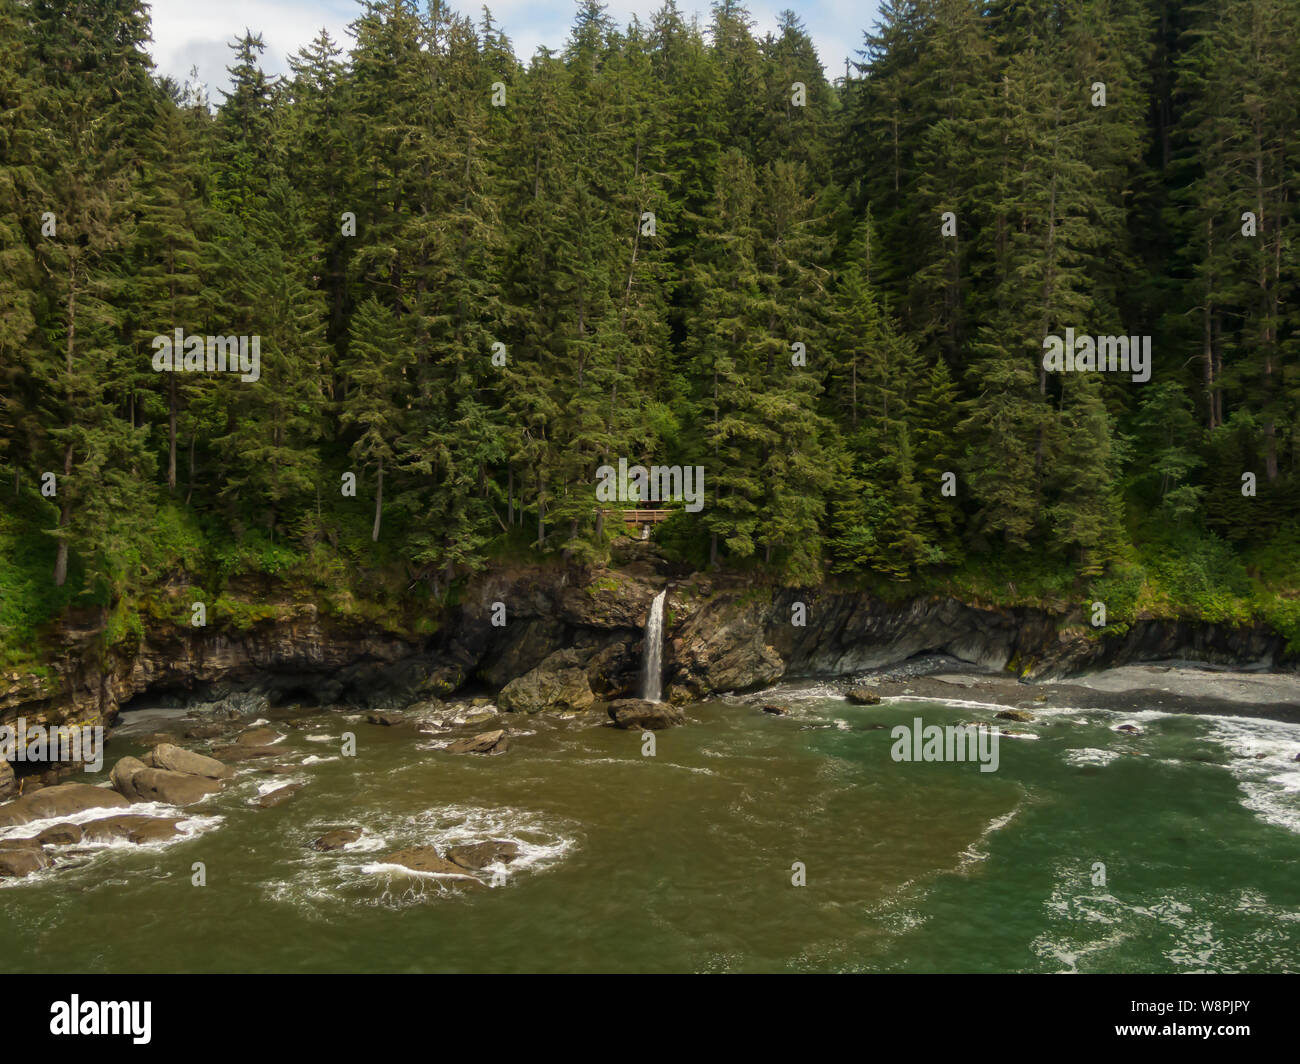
[266,686,322,708]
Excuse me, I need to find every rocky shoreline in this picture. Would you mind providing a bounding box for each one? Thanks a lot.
[3,651,1299,879]
[3,545,1298,792]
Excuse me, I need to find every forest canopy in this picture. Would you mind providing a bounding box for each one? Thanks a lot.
[1,0,1298,654]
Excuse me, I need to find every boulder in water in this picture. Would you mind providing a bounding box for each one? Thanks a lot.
[127,769,222,806]
[608,698,684,729]
[382,846,481,880]
[0,783,129,826]
[995,709,1035,723]
[150,743,233,780]
[36,822,83,846]
[313,828,362,851]
[445,729,509,755]
[447,840,520,870]
[256,783,303,808]
[0,848,51,878]
[846,686,881,705]
[82,815,183,845]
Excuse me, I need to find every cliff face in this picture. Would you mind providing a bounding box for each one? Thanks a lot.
[2,555,1294,742]
[669,586,1292,696]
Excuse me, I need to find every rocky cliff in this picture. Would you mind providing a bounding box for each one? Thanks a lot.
[2,544,1295,760]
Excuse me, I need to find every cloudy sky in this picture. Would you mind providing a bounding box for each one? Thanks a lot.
[144,0,885,95]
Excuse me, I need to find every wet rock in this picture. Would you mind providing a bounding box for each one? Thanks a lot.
[445,729,509,755]
[237,727,282,746]
[366,711,407,727]
[258,764,299,775]
[1116,724,1143,735]
[608,698,684,730]
[0,848,51,877]
[0,759,14,801]
[211,744,281,762]
[36,822,83,846]
[382,846,480,879]
[0,783,129,826]
[313,828,362,851]
[762,703,790,715]
[82,815,183,844]
[183,724,225,740]
[127,769,222,806]
[150,743,233,780]
[447,840,520,870]
[846,686,881,705]
[0,836,43,850]
[498,649,596,715]
[110,756,149,799]
[256,783,303,808]
[995,709,1035,723]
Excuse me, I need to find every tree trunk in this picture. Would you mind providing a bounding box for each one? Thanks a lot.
[168,374,177,493]
[372,454,383,542]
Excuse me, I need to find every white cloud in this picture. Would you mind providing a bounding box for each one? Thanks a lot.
[145,0,883,92]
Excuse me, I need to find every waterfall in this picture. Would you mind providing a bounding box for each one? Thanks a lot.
[640,590,667,702]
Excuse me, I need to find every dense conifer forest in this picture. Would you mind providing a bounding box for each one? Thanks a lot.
[2,0,1299,663]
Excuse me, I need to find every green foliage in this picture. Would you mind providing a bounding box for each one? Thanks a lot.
[1,0,1299,667]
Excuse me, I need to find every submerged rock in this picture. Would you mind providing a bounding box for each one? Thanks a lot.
[445,729,509,755]
[846,686,882,705]
[82,815,183,845]
[762,703,791,715]
[0,848,51,878]
[211,744,281,762]
[447,840,520,870]
[608,698,684,729]
[382,846,481,879]
[995,709,1035,723]
[256,783,303,808]
[236,727,282,746]
[313,828,362,851]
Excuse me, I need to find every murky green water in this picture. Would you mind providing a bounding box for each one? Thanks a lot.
[3,688,1299,973]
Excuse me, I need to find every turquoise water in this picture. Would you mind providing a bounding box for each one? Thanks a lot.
[2,689,1298,973]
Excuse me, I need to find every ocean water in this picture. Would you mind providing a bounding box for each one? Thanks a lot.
[2,689,1298,973]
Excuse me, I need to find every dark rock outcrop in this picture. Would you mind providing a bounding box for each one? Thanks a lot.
[497,649,595,714]
[608,699,684,730]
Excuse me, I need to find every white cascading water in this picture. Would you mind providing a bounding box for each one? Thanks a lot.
[641,590,667,702]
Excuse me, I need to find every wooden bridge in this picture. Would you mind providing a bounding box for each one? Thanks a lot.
[601,508,674,535]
